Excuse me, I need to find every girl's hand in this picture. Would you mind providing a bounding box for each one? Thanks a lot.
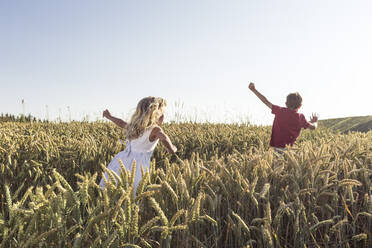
[103,109,111,119]
[310,113,319,123]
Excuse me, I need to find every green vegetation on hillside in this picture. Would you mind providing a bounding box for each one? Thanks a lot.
[0,113,46,123]
[319,115,372,133]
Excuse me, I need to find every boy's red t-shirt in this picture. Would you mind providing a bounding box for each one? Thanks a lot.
[270,105,310,148]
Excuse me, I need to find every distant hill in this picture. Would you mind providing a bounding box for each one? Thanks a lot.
[319,116,372,133]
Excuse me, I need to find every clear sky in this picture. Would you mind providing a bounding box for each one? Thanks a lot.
[1,0,371,124]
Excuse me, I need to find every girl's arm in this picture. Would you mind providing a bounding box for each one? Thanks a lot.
[249,82,273,109]
[150,127,177,154]
[103,109,127,128]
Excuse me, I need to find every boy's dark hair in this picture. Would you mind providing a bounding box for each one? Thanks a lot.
[286,92,302,109]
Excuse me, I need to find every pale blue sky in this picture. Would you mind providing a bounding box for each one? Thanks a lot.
[1,0,371,124]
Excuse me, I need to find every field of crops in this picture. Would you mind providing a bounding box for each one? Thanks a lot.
[0,122,371,247]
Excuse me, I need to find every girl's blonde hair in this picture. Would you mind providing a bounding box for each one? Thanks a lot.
[126,96,167,140]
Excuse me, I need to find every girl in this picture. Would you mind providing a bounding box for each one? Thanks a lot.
[99,97,177,192]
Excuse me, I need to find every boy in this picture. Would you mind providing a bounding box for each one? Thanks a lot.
[248,82,318,151]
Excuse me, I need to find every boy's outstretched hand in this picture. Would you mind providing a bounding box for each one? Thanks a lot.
[310,113,319,123]
[249,82,256,91]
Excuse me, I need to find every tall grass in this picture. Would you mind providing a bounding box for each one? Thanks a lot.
[0,122,371,247]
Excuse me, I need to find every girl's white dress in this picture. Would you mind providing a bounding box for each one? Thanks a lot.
[99,126,159,191]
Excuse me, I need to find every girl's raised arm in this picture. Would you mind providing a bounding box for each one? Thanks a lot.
[150,126,177,154]
[103,109,127,128]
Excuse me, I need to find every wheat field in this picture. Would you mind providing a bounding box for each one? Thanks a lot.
[0,122,371,247]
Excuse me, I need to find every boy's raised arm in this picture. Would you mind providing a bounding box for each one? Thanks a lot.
[249,82,273,109]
